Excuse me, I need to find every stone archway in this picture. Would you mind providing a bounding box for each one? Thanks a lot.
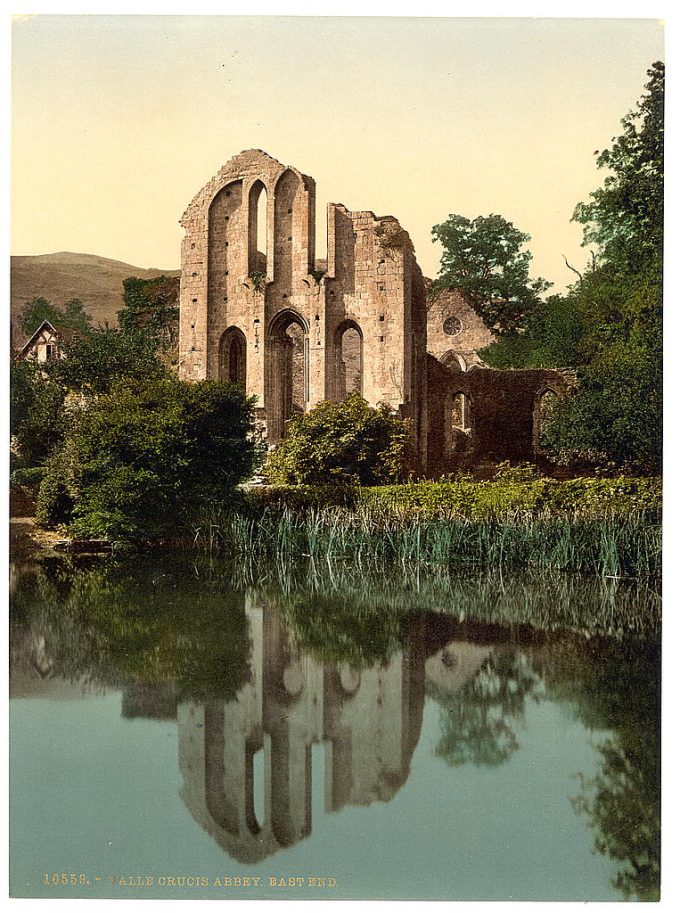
[266,309,309,441]
[440,350,466,372]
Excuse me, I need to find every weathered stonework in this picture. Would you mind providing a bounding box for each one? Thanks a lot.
[426,356,571,474]
[179,150,569,476]
[425,286,494,371]
[179,149,428,466]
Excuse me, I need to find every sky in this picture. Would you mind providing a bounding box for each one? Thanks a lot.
[10,15,664,293]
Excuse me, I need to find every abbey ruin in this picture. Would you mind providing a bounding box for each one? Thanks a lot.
[179,150,567,475]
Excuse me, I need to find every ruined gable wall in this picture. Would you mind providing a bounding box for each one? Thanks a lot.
[179,150,427,467]
[178,150,318,394]
[426,287,494,369]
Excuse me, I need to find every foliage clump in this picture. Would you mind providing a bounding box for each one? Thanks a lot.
[430,213,551,336]
[266,393,409,486]
[38,377,256,539]
[118,275,180,360]
[362,475,661,521]
[19,296,92,338]
[481,62,663,473]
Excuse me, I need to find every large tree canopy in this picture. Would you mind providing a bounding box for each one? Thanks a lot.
[38,376,257,538]
[573,60,663,274]
[55,326,169,395]
[482,62,663,473]
[430,213,551,336]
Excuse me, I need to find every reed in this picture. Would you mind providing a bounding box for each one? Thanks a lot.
[188,502,661,579]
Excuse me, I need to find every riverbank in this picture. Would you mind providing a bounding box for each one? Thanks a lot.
[13,474,662,579]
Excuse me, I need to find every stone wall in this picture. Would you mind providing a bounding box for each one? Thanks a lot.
[426,286,494,371]
[426,356,571,474]
[179,149,428,465]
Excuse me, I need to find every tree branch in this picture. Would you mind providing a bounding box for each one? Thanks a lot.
[562,255,583,280]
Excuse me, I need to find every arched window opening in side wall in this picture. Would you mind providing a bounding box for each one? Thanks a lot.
[534,388,559,452]
[286,322,306,413]
[248,180,268,275]
[451,393,470,433]
[219,327,247,387]
[336,321,362,398]
[441,350,466,372]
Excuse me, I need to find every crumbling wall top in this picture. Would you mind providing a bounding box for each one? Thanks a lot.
[180,149,313,227]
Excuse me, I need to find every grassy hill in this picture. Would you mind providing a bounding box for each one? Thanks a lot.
[11,252,180,346]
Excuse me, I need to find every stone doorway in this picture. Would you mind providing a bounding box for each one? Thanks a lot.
[267,310,309,441]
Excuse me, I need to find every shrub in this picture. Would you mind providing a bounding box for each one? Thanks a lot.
[266,393,408,486]
[10,466,46,488]
[54,376,257,540]
[35,451,76,528]
[10,360,67,468]
[361,476,661,520]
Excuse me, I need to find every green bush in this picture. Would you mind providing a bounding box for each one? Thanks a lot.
[36,469,74,528]
[360,476,661,521]
[266,393,409,486]
[47,376,256,540]
[36,447,77,528]
[10,360,67,469]
[10,466,46,488]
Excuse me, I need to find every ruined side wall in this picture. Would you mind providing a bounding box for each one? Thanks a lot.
[426,357,569,475]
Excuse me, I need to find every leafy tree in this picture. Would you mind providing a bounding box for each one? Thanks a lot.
[55,326,169,395]
[38,376,256,538]
[481,294,583,369]
[10,360,67,468]
[20,296,92,336]
[62,298,93,332]
[573,60,663,274]
[481,62,663,472]
[266,393,409,486]
[118,276,180,358]
[430,214,551,336]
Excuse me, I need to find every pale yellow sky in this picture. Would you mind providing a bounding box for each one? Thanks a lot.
[11,15,664,291]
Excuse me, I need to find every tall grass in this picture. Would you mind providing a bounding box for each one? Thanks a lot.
[189,502,661,579]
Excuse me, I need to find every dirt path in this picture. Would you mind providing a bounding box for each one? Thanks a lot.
[10,517,65,556]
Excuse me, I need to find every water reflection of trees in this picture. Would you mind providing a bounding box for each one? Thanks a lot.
[275,589,408,667]
[10,556,251,701]
[427,630,660,901]
[541,638,660,902]
[428,650,545,767]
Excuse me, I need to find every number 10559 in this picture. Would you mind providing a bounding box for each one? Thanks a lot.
[42,873,89,886]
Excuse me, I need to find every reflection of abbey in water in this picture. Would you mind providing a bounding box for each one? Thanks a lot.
[9,590,491,865]
[176,597,491,864]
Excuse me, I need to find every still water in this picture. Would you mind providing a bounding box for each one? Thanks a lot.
[9,554,660,901]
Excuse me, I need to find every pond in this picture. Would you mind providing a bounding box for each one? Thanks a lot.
[9,553,660,901]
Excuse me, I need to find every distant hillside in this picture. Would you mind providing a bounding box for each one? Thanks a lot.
[11,252,180,347]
